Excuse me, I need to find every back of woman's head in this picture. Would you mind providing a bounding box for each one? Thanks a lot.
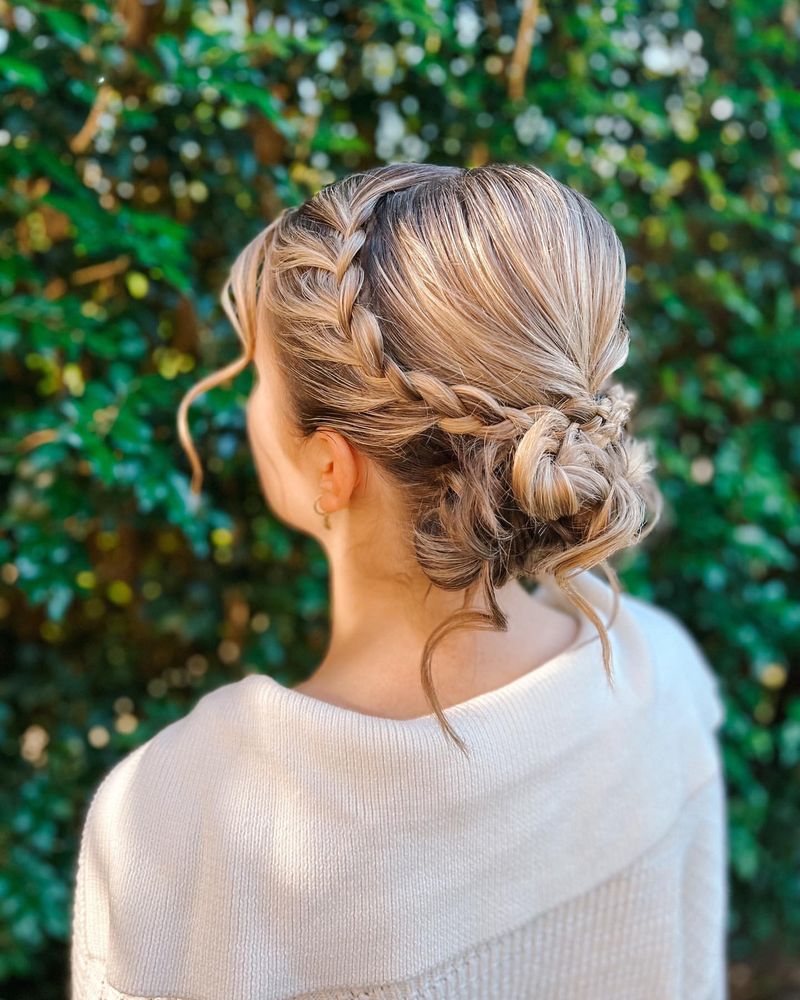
[179,161,663,754]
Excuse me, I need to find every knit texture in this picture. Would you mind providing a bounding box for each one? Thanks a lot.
[70,569,728,1000]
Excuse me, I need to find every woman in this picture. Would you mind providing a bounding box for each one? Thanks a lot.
[70,162,728,999]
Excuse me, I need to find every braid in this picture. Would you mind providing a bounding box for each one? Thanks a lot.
[300,181,634,458]
[300,167,424,381]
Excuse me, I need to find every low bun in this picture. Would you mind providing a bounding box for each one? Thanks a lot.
[510,380,661,560]
[511,383,639,524]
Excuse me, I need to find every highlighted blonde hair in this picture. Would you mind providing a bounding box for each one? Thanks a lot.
[178,162,663,755]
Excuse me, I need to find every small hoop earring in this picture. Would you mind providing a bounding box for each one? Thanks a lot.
[313,495,332,530]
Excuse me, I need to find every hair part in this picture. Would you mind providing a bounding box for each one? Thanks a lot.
[178,162,663,757]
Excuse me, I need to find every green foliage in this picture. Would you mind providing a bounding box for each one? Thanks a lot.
[1,0,797,995]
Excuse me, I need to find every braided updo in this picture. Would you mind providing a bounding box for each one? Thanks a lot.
[178,162,663,755]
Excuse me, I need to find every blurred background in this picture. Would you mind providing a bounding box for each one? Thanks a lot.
[1,0,798,997]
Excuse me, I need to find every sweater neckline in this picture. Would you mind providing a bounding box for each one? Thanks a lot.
[242,570,620,745]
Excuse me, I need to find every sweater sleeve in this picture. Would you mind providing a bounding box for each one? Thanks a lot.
[70,742,150,1000]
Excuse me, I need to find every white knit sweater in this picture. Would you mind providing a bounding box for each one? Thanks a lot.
[70,568,729,1000]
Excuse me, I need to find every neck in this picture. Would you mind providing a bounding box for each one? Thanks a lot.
[297,541,573,717]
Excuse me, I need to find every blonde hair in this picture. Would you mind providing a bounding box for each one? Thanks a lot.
[178,162,663,756]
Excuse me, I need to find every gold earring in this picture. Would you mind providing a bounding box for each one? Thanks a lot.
[313,495,332,530]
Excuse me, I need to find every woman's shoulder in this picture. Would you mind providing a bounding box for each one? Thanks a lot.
[619,585,726,735]
[80,677,260,836]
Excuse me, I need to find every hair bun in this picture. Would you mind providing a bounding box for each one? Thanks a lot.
[510,383,639,524]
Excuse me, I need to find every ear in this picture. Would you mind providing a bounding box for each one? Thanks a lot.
[313,428,363,511]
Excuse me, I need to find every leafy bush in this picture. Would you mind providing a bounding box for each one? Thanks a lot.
[1,1,797,996]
